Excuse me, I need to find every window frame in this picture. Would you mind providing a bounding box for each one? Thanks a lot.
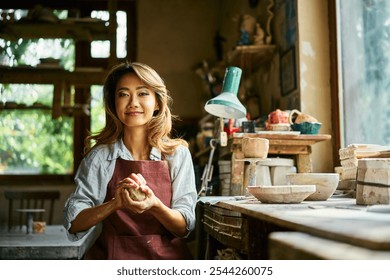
[0,2,136,184]
[328,0,342,167]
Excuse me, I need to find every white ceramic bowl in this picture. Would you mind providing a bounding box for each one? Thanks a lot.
[247,185,316,204]
[268,123,291,131]
[285,173,340,201]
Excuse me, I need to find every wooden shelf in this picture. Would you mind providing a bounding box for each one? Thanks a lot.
[227,44,277,73]
[0,104,51,110]
[0,19,110,41]
[0,66,107,85]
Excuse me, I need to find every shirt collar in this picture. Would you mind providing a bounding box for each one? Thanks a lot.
[107,138,161,161]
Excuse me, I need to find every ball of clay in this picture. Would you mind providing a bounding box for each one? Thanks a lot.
[126,187,146,201]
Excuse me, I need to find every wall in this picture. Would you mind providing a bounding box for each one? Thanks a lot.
[136,0,276,120]
[137,0,221,119]
[297,0,333,172]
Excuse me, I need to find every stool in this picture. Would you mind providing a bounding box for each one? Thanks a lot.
[244,164,272,187]
[237,158,270,196]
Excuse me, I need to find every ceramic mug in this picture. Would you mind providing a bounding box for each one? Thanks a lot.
[242,121,255,133]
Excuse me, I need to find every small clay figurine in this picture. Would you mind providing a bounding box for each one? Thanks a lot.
[253,23,265,45]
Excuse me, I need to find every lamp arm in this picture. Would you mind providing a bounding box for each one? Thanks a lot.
[197,138,218,197]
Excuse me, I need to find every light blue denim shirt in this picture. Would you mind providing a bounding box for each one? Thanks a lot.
[63,138,197,241]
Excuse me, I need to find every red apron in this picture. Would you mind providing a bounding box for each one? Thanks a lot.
[85,158,193,260]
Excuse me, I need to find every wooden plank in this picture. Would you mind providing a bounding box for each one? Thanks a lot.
[0,21,110,41]
[203,222,242,251]
[269,145,309,155]
[269,231,390,260]
[231,133,331,142]
[296,154,312,173]
[201,203,248,255]
[52,83,62,119]
[231,150,245,196]
[0,67,107,85]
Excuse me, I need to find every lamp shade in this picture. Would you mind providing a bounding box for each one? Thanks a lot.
[204,66,247,119]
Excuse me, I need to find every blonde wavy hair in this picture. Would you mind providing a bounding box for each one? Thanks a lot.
[84,61,187,156]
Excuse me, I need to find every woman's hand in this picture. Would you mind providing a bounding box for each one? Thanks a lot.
[114,173,188,237]
[115,173,159,213]
[70,173,158,234]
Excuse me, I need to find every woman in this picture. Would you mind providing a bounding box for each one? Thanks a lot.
[63,62,197,259]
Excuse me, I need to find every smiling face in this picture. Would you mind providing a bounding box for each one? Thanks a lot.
[115,72,159,130]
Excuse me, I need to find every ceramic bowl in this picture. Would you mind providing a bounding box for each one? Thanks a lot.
[285,173,340,201]
[291,122,321,134]
[242,137,269,158]
[247,185,316,204]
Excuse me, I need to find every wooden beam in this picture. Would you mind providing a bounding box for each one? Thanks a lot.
[0,0,135,11]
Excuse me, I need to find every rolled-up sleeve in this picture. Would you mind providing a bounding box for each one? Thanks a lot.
[63,148,112,241]
[168,145,197,235]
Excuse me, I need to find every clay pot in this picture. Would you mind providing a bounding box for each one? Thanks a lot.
[268,109,290,124]
[242,136,269,158]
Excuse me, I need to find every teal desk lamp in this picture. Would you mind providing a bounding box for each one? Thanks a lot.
[199,66,247,197]
[204,66,247,119]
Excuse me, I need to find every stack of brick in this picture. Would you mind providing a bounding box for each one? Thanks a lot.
[356,158,390,205]
[339,144,390,180]
[339,145,360,180]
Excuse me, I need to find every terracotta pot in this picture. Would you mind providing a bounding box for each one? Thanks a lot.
[268,109,289,124]
[242,137,269,158]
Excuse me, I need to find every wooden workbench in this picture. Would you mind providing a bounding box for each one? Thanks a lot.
[230,133,331,195]
[198,196,390,259]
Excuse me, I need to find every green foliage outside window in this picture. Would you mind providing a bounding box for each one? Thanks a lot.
[0,15,75,174]
[0,9,111,175]
[0,110,73,174]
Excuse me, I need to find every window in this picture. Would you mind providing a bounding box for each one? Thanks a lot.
[337,0,390,146]
[90,10,127,58]
[0,7,126,176]
[0,36,75,175]
[90,85,106,138]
